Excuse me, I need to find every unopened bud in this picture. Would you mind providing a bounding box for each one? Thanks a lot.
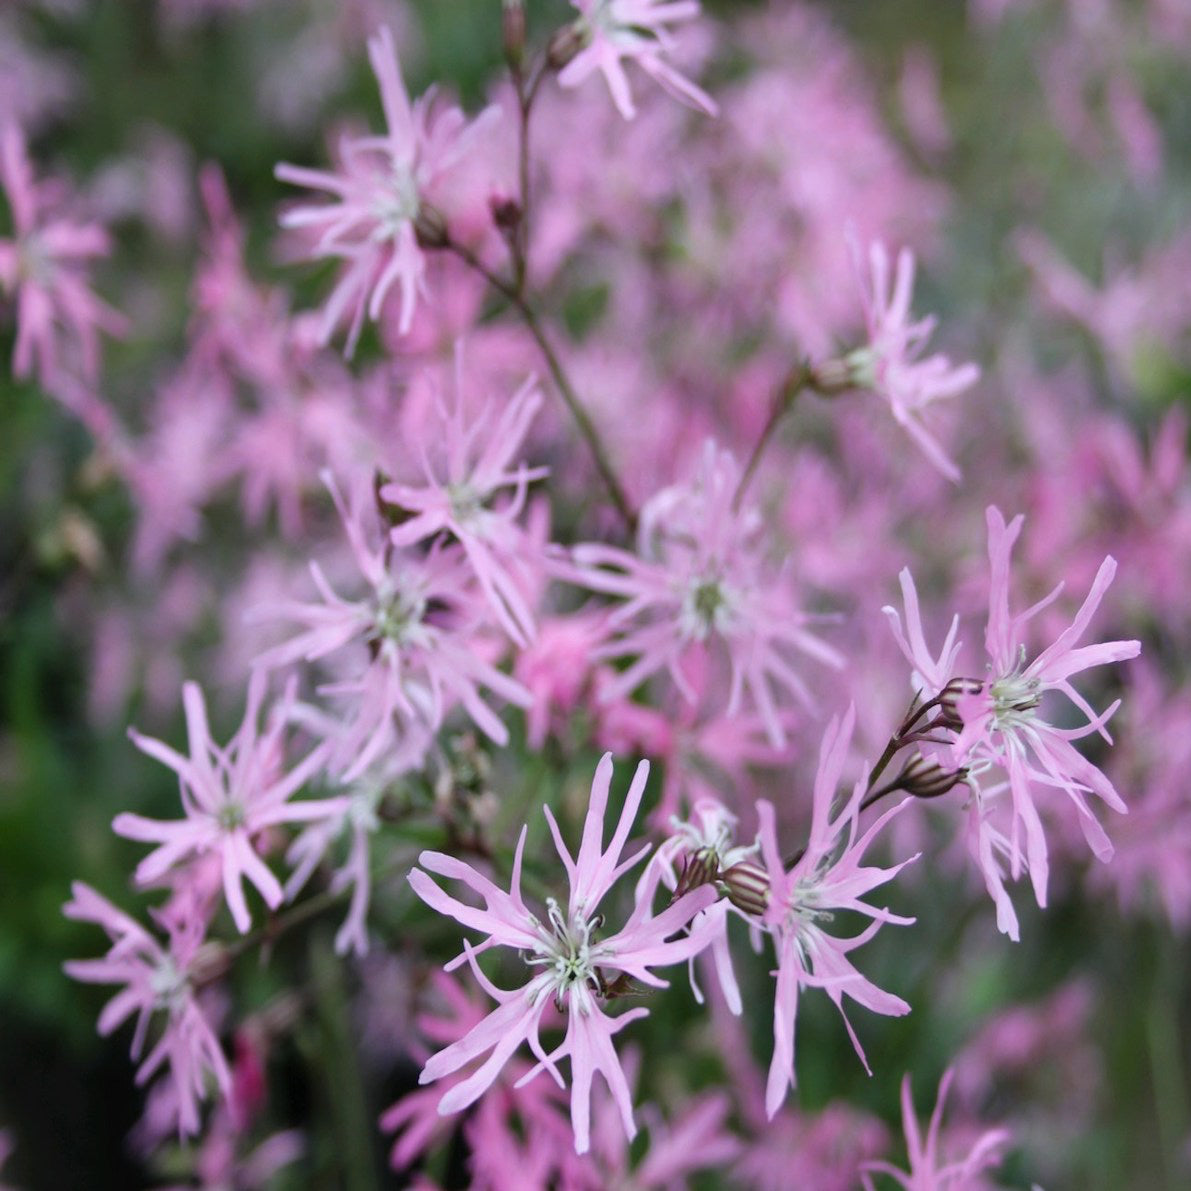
[896,753,967,800]
[720,861,771,918]
[674,849,719,898]
[940,676,984,725]
[808,356,853,396]
[490,193,522,233]
[413,203,448,249]
[503,0,526,71]
[547,22,588,72]
[190,941,231,987]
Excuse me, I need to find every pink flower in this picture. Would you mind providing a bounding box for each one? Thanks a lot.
[754,706,918,1118]
[275,27,497,353]
[884,507,1141,939]
[408,754,718,1154]
[556,1,717,121]
[0,120,125,388]
[952,507,1140,928]
[883,566,963,703]
[846,239,978,482]
[63,883,231,1138]
[572,442,842,747]
[253,472,531,778]
[113,673,344,934]
[861,1069,1010,1191]
[380,971,570,1180]
[380,347,548,646]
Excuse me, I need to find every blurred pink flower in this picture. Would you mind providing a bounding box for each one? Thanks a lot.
[846,238,978,482]
[254,472,531,778]
[114,673,343,933]
[381,971,571,1181]
[572,442,842,747]
[64,883,231,1138]
[276,26,497,352]
[557,0,717,121]
[0,120,125,388]
[408,754,718,1154]
[755,706,918,1117]
[380,347,548,646]
[861,1069,1010,1191]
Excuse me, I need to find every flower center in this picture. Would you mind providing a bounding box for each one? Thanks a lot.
[371,167,421,240]
[447,482,484,526]
[149,956,190,1015]
[372,580,428,647]
[989,648,1041,730]
[680,575,736,640]
[217,800,246,831]
[527,898,600,1012]
[18,233,54,284]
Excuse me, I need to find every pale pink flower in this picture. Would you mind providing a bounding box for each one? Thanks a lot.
[113,673,344,934]
[557,1,717,121]
[283,747,417,957]
[883,565,963,701]
[644,796,761,1014]
[513,611,608,749]
[882,507,1140,938]
[951,506,1140,924]
[0,120,125,387]
[861,1069,1010,1191]
[275,26,497,352]
[572,442,843,747]
[63,883,231,1138]
[847,239,978,482]
[380,348,548,646]
[563,1047,741,1189]
[755,706,918,1118]
[381,971,570,1180]
[254,472,531,778]
[408,754,718,1154]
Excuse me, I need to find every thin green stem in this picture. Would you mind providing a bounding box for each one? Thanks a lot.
[447,237,638,534]
[733,364,810,510]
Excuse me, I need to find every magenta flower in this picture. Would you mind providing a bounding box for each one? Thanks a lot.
[755,706,918,1118]
[556,1,718,121]
[408,754,718,1154]
[572,443,842,747]
[380,349,548,646]
[113,673,344,934]
[275,26,496,352]
[63,883,231,1138]
[950,507,1140,926]
[861,1069,1010,1191]
[0,120,125,387]
[254,472,531,778]
[846,238,978,482]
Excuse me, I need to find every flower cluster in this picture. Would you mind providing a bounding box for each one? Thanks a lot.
[30,1,1167,1184]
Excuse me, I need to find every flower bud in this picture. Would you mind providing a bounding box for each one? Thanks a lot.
[896,752,967,800]
[490,193,522,233]
[720,860,771,918]
[413,203,448,249]
[808,356,854,396]
[547,23,588,72]
[940,676,984,725]
[190,941,231,988]
[503,0,527,71]
[674,849,719,898]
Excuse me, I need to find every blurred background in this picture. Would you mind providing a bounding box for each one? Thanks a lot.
[2,0,1191,1187]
